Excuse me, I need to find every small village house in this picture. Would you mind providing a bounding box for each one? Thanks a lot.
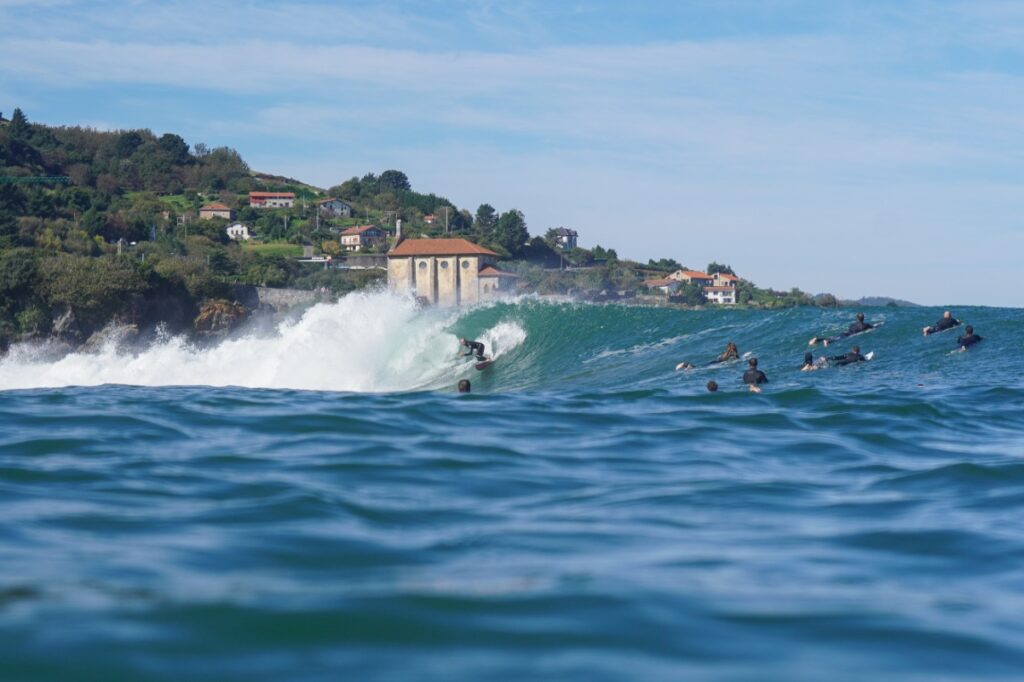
[317,198,352,218]
[387,238,500,306]
[642,277,682,295]
[478,266,520,300]
[552,227,578,251]
[704,286,737,305]
[199,202,234,220]
[423,214,436,225]
[340,225,387,252]
[226,223,252,241]
[667,269,715,287]
[249,191,296,208]
[713,272,738,288]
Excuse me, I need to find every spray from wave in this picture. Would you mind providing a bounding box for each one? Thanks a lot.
[0,291,527,392]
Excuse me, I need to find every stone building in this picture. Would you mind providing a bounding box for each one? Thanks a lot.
[199,202,234,220]
[387,238,500,306]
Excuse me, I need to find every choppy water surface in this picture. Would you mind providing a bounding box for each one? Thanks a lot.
[1,296,1023,680]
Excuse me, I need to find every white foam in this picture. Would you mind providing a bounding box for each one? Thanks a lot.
[0,291,526,393]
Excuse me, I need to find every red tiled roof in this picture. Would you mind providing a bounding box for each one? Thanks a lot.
[388,238,498,257]
[200,203,231,211]
[715,273,738,280]
[478,265,519,278]
[680,270,712,279]
[249,191,295,198]
[341,225,383,236]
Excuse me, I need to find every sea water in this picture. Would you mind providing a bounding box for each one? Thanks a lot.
[2,293,1023,680]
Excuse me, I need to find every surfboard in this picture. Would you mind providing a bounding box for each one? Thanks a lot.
[475,359,495,370]
[865,351,875,361]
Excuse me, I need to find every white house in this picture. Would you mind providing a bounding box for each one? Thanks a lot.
[226,223,252,241]
[704,286,737,305]
[340,225,387,252]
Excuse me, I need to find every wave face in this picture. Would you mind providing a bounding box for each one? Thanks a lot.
[2,296,1024,680]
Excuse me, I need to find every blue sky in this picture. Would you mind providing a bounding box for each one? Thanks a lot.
[2,0,1023,305]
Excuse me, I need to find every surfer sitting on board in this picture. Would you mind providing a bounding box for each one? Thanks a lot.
[459,338,487,362]
[809,312,874,347]
[830,345,868,366]
[923,311,960,336]
[956,326,983,351]
[676,342,739,371]
[743,358,768,392]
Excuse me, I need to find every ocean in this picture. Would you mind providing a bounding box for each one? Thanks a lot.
[1,293,1023,681]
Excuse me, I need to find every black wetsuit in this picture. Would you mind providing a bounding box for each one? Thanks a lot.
[957,333,983,349]
[743,369,768,385]
[820,319,873,344]
[926,317,960,335]
[462,340,486,361]
[831,351,867,366]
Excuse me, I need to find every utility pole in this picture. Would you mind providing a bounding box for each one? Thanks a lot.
[445,206,449,234]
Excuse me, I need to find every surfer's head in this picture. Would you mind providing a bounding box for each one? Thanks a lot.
[965,325,974,335]
[804,352,813,365]
[944,311,952,319]
[856,312,865,322]
[852,345,860,354]
[748,358,758,368]
[458,379,471,393]
[706,380,718,392]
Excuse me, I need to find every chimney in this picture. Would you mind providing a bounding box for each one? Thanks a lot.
[394,217,404,247]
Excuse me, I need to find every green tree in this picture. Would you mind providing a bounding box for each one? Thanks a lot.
[379,170,411,191]
[493,209,529,257]
[8,108,30,140]
[474,204,497,233]
[706,261,735,276]
[678,281,706,306]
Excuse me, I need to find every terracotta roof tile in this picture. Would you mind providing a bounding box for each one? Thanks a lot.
[388,238,498,257]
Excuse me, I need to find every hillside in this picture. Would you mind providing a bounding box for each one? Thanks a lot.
[1,107,839,350]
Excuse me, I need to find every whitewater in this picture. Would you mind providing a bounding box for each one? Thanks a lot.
[2,293,1024,681]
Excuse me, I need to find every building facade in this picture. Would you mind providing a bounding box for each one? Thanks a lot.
[552,227,578,251]
[249,191,295,208]
[704,285,737,305]
[199,202,234,220]
[226,223,251,241]
[387,238,499,306]
[340,225,387,252]
[317,198,352,218]
[478,266,520,300]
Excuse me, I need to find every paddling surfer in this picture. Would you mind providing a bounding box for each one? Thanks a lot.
[923,311,960,336]
[810,312,874,347]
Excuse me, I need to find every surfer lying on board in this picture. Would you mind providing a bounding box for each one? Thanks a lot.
[957,326,983,351]
[743,358,768,392]
[801,351,828,371]
[830,345,868,366]
[675,342,739,371]
[459,338,487,362]
[809,313,874,347]
[923,311,960,336]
